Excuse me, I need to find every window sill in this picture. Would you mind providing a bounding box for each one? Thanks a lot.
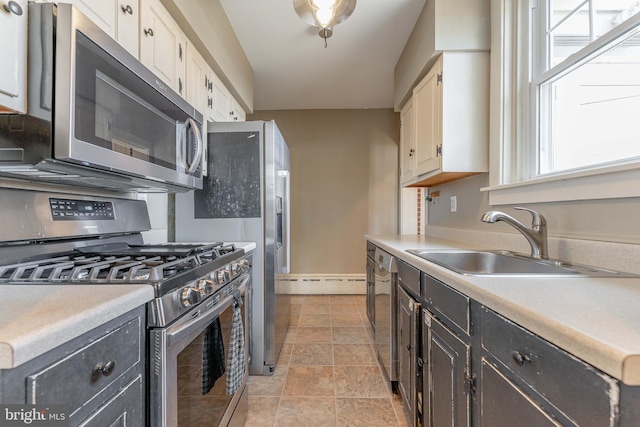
[482,163,640,205]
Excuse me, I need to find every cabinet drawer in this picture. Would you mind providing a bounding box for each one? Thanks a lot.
[27,316,143,418]
[78,375,144,427]
[421,273,469,336]
[480,307,616,427]
[398,259,420,297]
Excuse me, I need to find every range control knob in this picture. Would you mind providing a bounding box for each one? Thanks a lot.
[217,269,227,283]
[197,279,214,295]
[180,287,201,307]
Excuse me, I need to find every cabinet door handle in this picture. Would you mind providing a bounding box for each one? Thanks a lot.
[511,350,531,366]
[121,4,133,14]
[3,1,23,15]
[144,28,154,37]
[179,43,183,60]
[409,148,415,157]
[178,78,183,94]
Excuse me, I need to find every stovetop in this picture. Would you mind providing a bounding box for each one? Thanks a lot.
[0,242,243,296]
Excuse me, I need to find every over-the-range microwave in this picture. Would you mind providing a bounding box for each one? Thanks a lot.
[0,3,204,192]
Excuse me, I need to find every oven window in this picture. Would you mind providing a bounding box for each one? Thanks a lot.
[74,31,189,170]
[176,293,245,426]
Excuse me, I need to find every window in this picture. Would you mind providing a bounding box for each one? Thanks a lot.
[487,0,640,203]
[534,1,640,176]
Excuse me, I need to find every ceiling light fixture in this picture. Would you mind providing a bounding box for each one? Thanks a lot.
[293,0,357,48]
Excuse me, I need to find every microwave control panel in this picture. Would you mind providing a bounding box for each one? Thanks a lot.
[49,198,115,221]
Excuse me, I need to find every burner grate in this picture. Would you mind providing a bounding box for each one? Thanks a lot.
[0,244,237,285]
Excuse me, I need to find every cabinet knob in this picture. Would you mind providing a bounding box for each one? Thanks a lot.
[121,4,133,14]
[93,360,116,379]
[2,1,23,15]
[511,350,531,366]
[144,28,154,37]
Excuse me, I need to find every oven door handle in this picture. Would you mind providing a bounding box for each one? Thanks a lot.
[166,275,248,346]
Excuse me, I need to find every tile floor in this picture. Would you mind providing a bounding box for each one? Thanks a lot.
[245,295,410,427]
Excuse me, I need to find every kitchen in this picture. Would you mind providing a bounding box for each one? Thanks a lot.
[2,0,640,426]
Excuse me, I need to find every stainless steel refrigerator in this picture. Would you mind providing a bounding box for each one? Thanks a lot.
[175,120,291,376]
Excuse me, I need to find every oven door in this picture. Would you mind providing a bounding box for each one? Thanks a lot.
[149,274,250,427]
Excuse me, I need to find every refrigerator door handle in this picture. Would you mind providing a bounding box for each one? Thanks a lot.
[278,170,291,274]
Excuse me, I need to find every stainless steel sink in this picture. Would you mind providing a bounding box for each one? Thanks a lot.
[406,249,637,277]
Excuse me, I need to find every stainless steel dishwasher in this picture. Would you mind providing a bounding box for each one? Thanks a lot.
[374,247,398,387]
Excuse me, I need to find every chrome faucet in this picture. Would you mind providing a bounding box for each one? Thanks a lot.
[481,207,548,259]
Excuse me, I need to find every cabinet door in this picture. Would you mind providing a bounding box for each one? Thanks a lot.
[0,0,27,113]
[413,57,442,176]
[399,98,415,184]
[230,97,245,122]
[67,0,117,38]
[210,72,231,122]
[116,0,139,58]
[185,42,208,118]
[78,376,144,427]
[423,311,471,427]
[398,286,420,426]
[366,257,375,329]
[140,0,186,97]
[479,359,562,427]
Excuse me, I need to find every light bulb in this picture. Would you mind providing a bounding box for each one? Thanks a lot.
[315,7,334,27]
[312,0,337,9]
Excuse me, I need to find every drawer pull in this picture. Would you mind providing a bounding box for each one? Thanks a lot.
[94,360,116,377]
[511,351,531,366]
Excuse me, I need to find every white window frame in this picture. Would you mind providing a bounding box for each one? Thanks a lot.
[485,0,640,205]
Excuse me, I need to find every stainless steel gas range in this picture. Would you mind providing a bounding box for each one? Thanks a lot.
[0,188,251,427]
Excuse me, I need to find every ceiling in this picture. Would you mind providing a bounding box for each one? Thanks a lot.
[219,0,426,111]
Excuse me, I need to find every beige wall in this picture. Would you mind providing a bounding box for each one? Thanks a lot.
[427,173,640,245]
[249,110,400,274]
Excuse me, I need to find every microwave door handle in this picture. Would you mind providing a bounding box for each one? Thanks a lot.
[181,118,203,174]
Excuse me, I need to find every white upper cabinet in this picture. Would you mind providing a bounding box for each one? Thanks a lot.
[203,69,244,122]
[412,62,441,178]
[210,71,231,122]
[399,97,415,185]
[67,0,117,38]
[66,0,139,58]
[0,0,28,114]
[185,42,208,119]
[230,97,245,122]
[404,52,489,187]
[140,0,186,97]
[116,0,139,57]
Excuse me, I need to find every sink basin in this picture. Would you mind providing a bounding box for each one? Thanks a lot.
[406,249,636,277]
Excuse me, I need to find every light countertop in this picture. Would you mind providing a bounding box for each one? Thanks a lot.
[366,234,640,386]
[0,285,154,369]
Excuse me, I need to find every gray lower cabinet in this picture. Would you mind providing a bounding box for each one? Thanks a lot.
[398,285,420,425]
[366,241,376,330]
[420,273,471,427]
[423,311,471,427]
[397,259,421,426]
[476,303,619,427]
[0,306,145,426]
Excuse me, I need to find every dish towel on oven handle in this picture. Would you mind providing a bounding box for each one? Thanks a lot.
[201,317,225,395]
[226,289,245,395]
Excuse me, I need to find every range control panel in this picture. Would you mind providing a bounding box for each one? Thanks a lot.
[49,198,115,221]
